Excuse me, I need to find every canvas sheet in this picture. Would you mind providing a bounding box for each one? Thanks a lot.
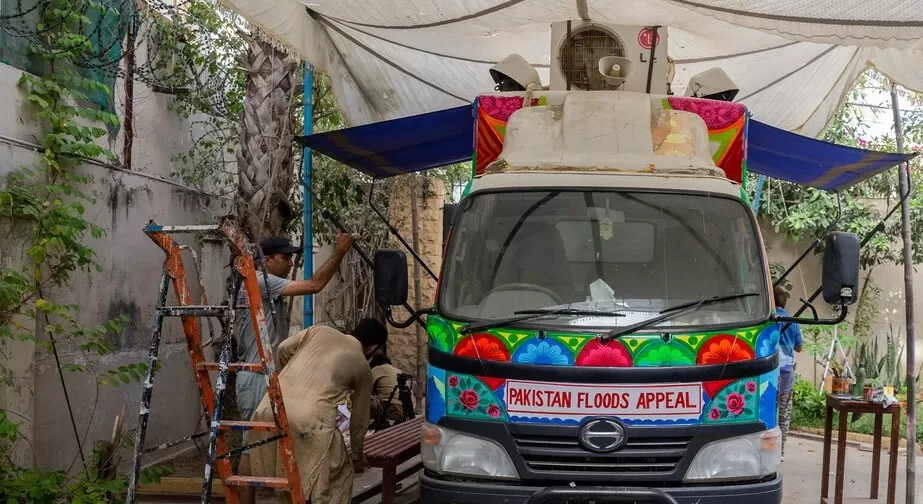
[220,0,923,137]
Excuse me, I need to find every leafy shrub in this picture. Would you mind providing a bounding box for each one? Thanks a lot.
[791,376,826,428]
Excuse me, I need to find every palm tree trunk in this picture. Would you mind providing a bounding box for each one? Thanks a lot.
[237,35,299,239]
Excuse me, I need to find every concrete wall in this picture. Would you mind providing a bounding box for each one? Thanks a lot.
[0,57,232,471]
[0,217,37,467]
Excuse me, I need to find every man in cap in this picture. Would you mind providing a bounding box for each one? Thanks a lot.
[236,231,352,503]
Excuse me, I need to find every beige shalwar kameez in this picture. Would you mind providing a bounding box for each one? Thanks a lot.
[249,325,372,504]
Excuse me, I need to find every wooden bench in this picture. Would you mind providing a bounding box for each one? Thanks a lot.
[352,416,424,504]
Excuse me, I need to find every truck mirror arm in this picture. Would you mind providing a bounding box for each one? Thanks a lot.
[772,303,848,329]
[385,306,433,329]
[369,179,438,282]
[773,191,842,289]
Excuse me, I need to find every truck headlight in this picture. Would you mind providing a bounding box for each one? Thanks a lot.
[684,427,781,482]
[421,422,519,481]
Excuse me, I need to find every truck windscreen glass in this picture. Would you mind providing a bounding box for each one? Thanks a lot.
[439,190,770,329]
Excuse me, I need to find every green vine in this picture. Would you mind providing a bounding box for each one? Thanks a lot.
[750,68,923,269]
[0,0,167,500]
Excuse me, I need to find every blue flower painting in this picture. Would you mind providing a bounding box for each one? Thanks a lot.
[756,325,780,358]
[512,340,573,365]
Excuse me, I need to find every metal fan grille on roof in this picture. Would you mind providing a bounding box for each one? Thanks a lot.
[558,24,626,91]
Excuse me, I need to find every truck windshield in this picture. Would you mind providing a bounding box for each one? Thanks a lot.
[440,190,770,330]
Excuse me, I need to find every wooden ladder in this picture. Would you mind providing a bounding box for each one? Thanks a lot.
[125,217,303,504]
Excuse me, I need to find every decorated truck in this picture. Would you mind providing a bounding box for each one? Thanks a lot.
[370,23,861,504]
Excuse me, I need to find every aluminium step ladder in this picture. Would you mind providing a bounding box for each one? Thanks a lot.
[125,217,303,504]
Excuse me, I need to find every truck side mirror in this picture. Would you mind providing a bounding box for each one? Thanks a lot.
[773,231,860,327]
[374,249,408,307]
[822,231,860,306]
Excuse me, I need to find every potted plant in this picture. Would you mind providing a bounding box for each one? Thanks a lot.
[830,361,851,393]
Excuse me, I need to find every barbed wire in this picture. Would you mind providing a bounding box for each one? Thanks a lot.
[0,0,246,116]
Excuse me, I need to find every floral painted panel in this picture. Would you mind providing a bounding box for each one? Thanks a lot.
[473,94,748,183]
[703,377,760,424]
[426,315,779,427]
[661,97,747,184]
[474,95,547,175]
[434,371,509,422]
[428,314,766,367]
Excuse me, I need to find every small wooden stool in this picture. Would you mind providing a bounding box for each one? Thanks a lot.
[821,394,902,504]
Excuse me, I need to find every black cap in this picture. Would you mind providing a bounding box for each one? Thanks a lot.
[259,236,302,256]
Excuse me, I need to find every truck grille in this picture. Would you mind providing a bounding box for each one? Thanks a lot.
[511,431,692,475]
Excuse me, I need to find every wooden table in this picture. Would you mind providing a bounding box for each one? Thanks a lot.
[821,394,902,504]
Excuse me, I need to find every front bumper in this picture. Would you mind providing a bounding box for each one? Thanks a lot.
[420,472,783,504]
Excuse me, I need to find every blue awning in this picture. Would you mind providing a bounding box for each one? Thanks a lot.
[298,105,916,191]
[298,105,474,178]
[747,120,915,190]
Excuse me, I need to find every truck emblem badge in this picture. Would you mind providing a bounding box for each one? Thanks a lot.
[599,219,613,240]
[578,418,627,453]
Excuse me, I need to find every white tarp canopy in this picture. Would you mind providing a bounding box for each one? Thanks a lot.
[220,0,923,137]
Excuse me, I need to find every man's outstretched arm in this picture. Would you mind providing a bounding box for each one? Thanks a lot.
[282,231,352,296]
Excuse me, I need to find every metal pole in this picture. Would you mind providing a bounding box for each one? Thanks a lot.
[752,174,765,215]
[410,176,425,410]
[890,82,915,503]
[303,63,314,328]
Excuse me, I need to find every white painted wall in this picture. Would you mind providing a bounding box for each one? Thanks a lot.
[0,56,233,472]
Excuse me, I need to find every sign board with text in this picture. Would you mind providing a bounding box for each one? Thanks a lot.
[505,380,703,422]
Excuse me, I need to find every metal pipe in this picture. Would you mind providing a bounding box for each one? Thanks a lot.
[303,63,315,328]
[319,208,426,330]
[144,224,222,233]
[157,306,228,317]
[367,179,437,281]
[645,26,661,94]
[891,82,916,503]
[410,176,425,409]
[142,431,209,456]
[216,434,286,460]
[0,131,224,196]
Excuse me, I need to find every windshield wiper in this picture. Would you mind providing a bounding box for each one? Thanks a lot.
[460,308,625,335]
[598,292,759,343]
